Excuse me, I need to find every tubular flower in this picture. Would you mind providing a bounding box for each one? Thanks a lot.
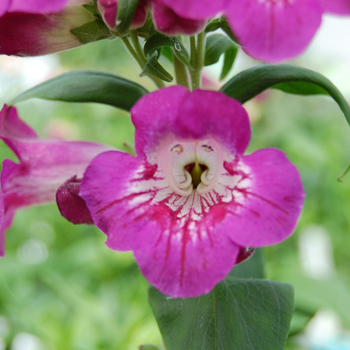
[0,0,95,56]
[149,0,206,35]
[97,0,147,30]
[0,105,112,255]
[156,0,350,62]
[80,86,305,298]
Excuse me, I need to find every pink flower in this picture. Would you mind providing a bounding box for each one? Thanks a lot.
[0,0,94,56]
[0,105,111,255]
[0,0,70,16]
[97,0,147,29]
[155,0,350,62]
[149,0,206,35]
[80,86,305,297]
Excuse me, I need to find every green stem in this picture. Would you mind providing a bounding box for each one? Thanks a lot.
[121,36,143,67]
[190,36,197,68]
[173,54,190,89]
[130,30,147,66]
[190,31,206,90]
[122,33,165,89]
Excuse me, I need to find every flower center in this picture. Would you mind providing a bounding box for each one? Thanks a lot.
[160,139,223,197]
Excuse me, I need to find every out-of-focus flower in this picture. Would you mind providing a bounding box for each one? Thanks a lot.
[0,105,111,255]
[80,86,305,297]
[155,0,350,62]
[97,0,148,29]
[0,0,70,16]
[149,0,206,35]
[0,0,96,56]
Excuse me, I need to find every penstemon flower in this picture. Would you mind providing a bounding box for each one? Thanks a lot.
[0,105,111,255]
[80,86,305,297]
[97,0,147,29]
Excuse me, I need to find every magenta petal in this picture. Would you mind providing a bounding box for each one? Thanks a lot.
[80,151,146,247]
[56,176,93,225]
[80,151,241,297]
[0,185,4,255]
[319,0,350,14]
[0,0,10,17]
[97,0,117,29]
[9,0,70,13]
[131,86,251,160]
[134,220,240,297]
[160,0,225,20]
[0,4,91,56]
[151,0,206,35]
[223,148,305,247]
[131,0,148,28]
[226,0,323,62]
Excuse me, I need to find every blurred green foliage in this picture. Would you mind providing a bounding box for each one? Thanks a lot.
[1,38,350,349]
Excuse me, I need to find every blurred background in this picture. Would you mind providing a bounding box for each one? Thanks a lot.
[1,14,350,350]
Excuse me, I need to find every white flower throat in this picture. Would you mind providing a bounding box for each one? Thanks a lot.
[160,139,223,197]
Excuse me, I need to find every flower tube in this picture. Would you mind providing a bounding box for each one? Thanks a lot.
[0,0,95,56]
[0,105,112,255]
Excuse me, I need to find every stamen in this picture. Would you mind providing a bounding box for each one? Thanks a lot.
[200,169,211,185]
[177,170,192,188]
[196,140,223,195]
[165,145,193,196]
[161,139,223,197]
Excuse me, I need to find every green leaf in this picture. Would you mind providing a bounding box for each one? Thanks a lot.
[220,64,350,125]
[140,51,173,82]
[9,70,149,112]
[144,32,191,67]
[204,34,238,67]
[82,4,100,16]
[220,48,237,80]
[149,279,294,350]
[220,18,239,43]
[161,46,174,62]
[71,19,112,44]
[139,344,161,350]
[205,18,222,33]
[205,17,239,44]
[116,0,139,35]
[229,248,265,279]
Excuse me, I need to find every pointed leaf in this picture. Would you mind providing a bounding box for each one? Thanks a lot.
[205,18,222,33]
[149,278,294,350]
[144,32,191,67]
[140,51,173,82]
[71,19,112,44]
[116,0,139,35]
[205,17,239,43]
[9,70,149,111]
[220,64,350,125]
[204,34,238,67]
[220,47,237,80]
[161,46,174,62]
